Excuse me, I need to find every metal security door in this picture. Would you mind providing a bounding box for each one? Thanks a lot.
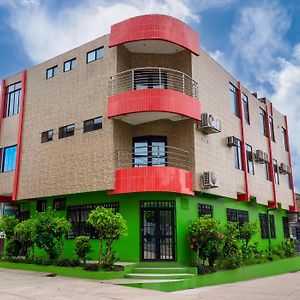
[141,201,175,261]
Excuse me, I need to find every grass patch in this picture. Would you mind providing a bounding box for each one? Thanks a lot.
[0,261,126,280]
[124,256,300,292]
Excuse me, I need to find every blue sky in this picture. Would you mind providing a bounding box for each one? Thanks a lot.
[0,0,299,192]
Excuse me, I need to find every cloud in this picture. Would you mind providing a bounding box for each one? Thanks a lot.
[1,0,199,64]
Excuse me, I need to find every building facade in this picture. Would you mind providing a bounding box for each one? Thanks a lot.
[0,14,297,263]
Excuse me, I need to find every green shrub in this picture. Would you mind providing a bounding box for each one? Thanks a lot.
[56,258,80,267]
[187,216,223,271]
[0,215,19,240]
[83,262,100,272]
[6,239,22,258]
[272,239,296,258]
[239,222,259,247]
[74,236,91,263]
[221,222,241,269]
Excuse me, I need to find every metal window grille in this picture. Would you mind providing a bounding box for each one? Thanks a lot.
[198,203,213,217]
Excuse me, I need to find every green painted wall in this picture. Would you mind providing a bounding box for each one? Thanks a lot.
[18,191,288,264]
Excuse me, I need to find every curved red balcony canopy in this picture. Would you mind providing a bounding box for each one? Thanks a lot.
[109,14,200,56]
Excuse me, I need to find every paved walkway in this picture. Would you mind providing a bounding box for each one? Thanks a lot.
[0,267,300,299]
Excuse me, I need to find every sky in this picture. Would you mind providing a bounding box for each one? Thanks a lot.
[0,0,299,192]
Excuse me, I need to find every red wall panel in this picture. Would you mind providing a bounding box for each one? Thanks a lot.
[110,166,194,195]
[108,89,200,121]
[109,14,200,56]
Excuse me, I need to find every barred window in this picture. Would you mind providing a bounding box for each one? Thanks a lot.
[67,202,119,239]
[53,197,66,211]
[36,200,47,212]
[259,213,268,239]
[269,214,276,238]
[198,203,213,217]
[227,208,249,225]
[19,211,30,221]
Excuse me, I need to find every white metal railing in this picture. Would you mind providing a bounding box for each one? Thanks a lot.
[109,67,199,99]
[117,145,191,170]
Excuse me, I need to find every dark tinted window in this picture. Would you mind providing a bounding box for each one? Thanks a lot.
[53,198,66,211]
[198,203,213,217]
[59,124,75,139]
[242,93,250,124]
[83,116,102,133]
[259,213,268,239]
[246,144,254,175]
[41,130,53,143]
[36,200,47,212]
[259,108,267,137]
[227,208,249,225]
[282,216,289,238]
[234,139,243,170]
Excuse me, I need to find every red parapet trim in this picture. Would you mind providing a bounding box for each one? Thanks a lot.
[109,166,194,195]
[108,89,200,121]
[0,195,13,203]
[12,70,27,201]
[0,80,6,134]
[284,115,297,212]
[237,82,250,202]
[266,104,277,208]
[109,14,200,56]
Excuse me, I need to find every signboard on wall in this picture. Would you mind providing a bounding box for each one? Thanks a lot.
[3,204,19,217]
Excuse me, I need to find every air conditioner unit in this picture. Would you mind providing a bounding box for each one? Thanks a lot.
[263,152,270,163]
[227,136,239,147]
[254,150,264,163]
[202,171,219,189]
[279,163,290,174]
[197,113,221,134]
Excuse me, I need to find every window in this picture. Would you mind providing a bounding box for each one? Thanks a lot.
[198,204,213,217]
[259,213,269,239]
[234,139,243,170]
[59,124,75,139]
[265,162,271,181]
[282,216,290,238]
[229,83,239,117]
[4,82,22,117]
[46,65,58,79]
[269,214,276,238]
[273,159,279,184]
[1,145,17,172]
[83,116,102,133]
[269,116,275,142]
[246,144,254,175]
[259,108,267,137]
[53,197,66,211]
[36,200,47,212]
[41,130,53,143]
[133,136,166,167]
[242,93,250,124]
[19,211,30,221]
[64,58,76,72]
[226,208,249,225]
[281,127,288,151]
[86,47,104,63]
[67,202,119,239]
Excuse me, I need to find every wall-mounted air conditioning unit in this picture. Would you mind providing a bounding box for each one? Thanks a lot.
[202,171,219,189]
[227,136,239,147]
[279,163,291,174]
[254,150,264,163]
[197,113,221,134]
[263,152,270,163]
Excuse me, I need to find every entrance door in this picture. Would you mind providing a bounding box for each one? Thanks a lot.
[141,201,175,261]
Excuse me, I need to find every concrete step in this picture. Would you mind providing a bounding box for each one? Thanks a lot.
[125,273,195,280]
[132,267,196,274]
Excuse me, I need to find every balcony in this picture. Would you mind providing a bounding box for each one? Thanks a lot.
[110,145,194,195]
[108,67,201,125]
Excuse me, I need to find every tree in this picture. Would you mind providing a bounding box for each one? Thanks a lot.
[33,210,71,260]
[14,218,36,258]
[187,216,223,269]
[0,215,19,240]
[74,236,91,263]
[88,207,127,270]
[239,222,259,247]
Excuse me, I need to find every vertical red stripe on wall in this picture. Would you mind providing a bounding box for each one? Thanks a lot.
[265,104,277,208]
[284,116,297,212]
[237,82,250,202]
[12,70,27,201]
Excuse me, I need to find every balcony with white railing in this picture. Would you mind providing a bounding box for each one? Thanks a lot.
[107,67,201,125]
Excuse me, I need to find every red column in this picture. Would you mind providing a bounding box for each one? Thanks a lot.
[12,70,27,201]
[284,116,297,212]
[265,104,277,208]
[237,82,250,202]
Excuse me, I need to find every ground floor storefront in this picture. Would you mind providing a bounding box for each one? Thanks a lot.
[15,191,289,264]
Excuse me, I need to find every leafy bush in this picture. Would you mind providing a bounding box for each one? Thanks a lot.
[187,216,223,271]
[83,262,100,272]
[74,236,91,263]
[239,222,259,247]
[33,210,71,259]
[272,239,296,258]
[88,207,127,270]
[6,238,22,258]
[221,222,241,269]
[0,215,19,239]
[56,258,80,267]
